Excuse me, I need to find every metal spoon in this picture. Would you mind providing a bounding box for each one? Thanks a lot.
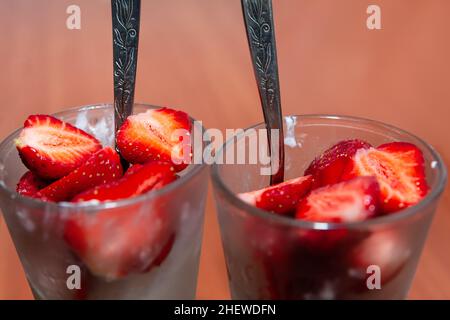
[112,0,141,136]
[241,0,285,185]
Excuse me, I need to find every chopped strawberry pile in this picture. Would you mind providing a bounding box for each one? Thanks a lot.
[241,139,429,221]
[14,107,192,283]
[15,108,190,203]
[239,139,430,299]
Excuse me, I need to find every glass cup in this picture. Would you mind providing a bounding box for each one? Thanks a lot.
[0,103,209,300]
[211,115,447,300]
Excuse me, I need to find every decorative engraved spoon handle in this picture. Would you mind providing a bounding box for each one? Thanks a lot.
[241,0,285,185]
[112,0,141,134]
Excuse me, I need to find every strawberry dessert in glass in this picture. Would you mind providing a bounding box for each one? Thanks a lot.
[212,115,447,300]
[0,103,208,299]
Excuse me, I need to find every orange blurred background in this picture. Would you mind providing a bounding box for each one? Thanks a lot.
[0,0,449,299]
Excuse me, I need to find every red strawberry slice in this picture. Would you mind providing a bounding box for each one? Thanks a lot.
[342,142,428,213]
[295,176,380,223]
[64,202,174,280]
[15,115,102,180]
[37,147,123,202]
[116,107,192,172]
[238,175,313,216]
[16,171,51,197]
[72,161,177,202]
[305,139,371,188]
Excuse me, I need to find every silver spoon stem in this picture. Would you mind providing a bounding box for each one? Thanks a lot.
[241,0,285,185]
[112,0,141,135]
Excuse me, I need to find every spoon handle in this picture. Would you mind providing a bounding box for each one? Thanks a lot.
[112,0,141,133]
[241,0,284,185]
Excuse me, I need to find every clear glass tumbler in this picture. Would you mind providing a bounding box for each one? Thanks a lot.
[0,104,209,300]
[212,115,447,300]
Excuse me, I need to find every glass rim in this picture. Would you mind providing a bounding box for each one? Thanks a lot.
[211,114,448,230]
[0,103,208,212]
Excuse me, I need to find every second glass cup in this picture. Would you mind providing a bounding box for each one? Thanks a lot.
[0,103,209,299]
[212,114,446,300]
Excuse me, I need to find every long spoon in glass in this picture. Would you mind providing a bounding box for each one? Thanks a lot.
[241,0,285,185]
[112,0,141,159]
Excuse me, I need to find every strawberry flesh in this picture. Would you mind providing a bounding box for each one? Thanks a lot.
[238,175,313,216]
[65,161,177,278]
[16,171,51,197]
[342,142,428,213]
[72,161,177,202]
[16,115,102,180]
[37,147,123,202]
[305,139,372,188]
[295,176,380,223]
[116,107,192,172]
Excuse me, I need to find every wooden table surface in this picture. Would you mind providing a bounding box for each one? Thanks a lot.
[0,0,449,299]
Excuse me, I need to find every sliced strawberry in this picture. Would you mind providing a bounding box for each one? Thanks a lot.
[342,142,428,213]
[15,115,102,180]
[305,139,371,188]
[36,147,123,202]
[64,203,173,279]
[295,176,380,223]
[116,107,192,172]
[16,171,51,197]
[348,230,410,285]
[238,175,313,216]
[72,161,177,202]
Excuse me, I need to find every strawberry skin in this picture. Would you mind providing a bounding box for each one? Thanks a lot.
[16,171,51,197]
[37,147,123,202]
[116,108,192,172]
[238,175,313,216]
[296,176,380,223]
[72,161,177,202]
[16,115,102,180]
[342,142,428,213]
[305,139,372,188]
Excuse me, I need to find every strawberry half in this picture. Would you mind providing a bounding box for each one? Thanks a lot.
[16,171,51,197]
[37,147,123,202]
[295,176,380,223]
[238,175,313,216]
[72,161,177,202]
[116,107,192,172]
[342,142,428,213]
[305,139,372,188]
[15,115,102,180]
